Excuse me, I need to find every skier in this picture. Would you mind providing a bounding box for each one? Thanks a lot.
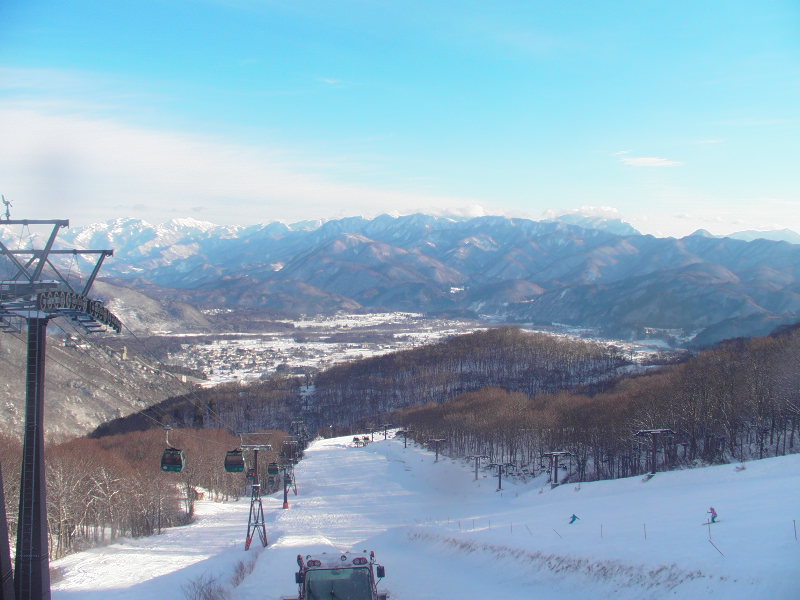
[707,506,718,523]
[568,514,580,524]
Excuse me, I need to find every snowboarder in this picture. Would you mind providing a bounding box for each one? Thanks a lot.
[568,514,580,524]
[707,506,718,523]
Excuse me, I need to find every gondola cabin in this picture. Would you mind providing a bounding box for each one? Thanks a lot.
[224,449,245,473]
[161,447,186,472]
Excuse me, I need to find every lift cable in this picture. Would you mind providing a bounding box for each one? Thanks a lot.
[112,319,244,434]
[46,320,236,450]
[62,318,276,449]
[1,324,179,437]
[1,312,234,452]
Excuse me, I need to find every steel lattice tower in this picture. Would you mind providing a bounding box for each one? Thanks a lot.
[0,218,120,600]
[241,444,270,549]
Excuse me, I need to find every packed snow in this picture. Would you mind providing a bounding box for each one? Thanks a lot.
[52,434,800,599]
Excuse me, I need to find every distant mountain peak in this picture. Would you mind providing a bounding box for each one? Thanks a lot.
[165,217,221,231]
[684,228,800,245]
[544,208,640,236]
[288,218,325,231]
[728,228,800,244]
[688,229,716,238]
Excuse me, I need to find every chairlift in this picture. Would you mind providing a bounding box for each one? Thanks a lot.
[268,462,280,476]
[160,426,185,472]
[224,448,245,473]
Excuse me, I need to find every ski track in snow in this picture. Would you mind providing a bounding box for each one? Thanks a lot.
[52,435,800,599]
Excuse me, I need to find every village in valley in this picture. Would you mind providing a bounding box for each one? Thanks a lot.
[160,312,674,386]
[163,312,486,385]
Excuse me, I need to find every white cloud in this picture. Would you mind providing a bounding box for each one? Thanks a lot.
[620,155,683,167]
[0,106,481,226]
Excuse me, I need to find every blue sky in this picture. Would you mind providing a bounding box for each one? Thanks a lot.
[1,0,798,236]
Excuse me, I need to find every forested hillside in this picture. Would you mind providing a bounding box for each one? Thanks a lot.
[91,324,800,486]
[92,328,630,438]
[307,327,628,426]
[400,324,800,482]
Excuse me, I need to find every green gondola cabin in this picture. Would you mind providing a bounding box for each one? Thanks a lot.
[224,449,245,472]
[161,447,186,472]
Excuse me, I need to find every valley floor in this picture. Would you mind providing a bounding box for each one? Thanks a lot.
[52,435,800,599]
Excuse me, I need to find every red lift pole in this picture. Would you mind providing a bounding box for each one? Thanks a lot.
[281,439,299,509]
[282,465,291,509]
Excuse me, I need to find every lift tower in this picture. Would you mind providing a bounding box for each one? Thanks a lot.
[542,450,572,488]
[241,443,271,550]
[0,466,13,600]
[0,218,120,600]
[634,429,676,477]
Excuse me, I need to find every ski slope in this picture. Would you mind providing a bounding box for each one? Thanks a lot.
[52,434,800,599]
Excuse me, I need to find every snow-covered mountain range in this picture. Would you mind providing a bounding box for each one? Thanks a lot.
[3,214,799,345]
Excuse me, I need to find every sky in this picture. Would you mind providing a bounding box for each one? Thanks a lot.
[1,0,798,237]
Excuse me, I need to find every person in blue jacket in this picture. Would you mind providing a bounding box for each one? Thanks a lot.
[568,514,580,524]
